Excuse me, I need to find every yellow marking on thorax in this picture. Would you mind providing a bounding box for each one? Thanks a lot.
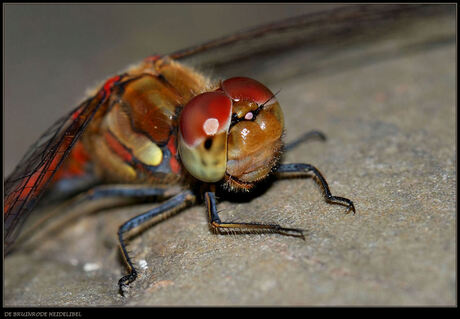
[105,104,163,166]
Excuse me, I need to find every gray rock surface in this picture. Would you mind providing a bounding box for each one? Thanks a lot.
[4,5,456,306]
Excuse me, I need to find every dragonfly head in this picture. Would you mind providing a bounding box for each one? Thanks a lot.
[178,77,284,191]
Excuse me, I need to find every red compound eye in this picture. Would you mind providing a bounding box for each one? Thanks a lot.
[222,77,274,105]
[179,91,232,146]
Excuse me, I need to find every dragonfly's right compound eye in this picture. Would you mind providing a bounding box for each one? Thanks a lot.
[178,91,232,182]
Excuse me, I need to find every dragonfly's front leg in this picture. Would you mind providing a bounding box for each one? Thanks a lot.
[204,192,304,238]
[283,130,326,152]
[118,190,196,295]
[276,163,355,214]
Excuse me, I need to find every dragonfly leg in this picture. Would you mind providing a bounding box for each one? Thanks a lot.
[284,130,326,152]
[204,191,304,239]
[276,163,355,214]
[117,190,195,295]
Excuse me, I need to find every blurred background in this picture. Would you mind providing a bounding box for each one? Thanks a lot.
[4,3,336,175]
[4,4,455,306]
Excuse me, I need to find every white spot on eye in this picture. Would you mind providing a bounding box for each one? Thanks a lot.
[203,118,219,135]
[241,127,250,138]
[244,112,253,120]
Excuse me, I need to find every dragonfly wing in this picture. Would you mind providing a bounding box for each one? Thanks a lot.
[171,5,451,81]
[4,94,106,253]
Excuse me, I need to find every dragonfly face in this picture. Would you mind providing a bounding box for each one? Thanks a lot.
[178,76,284,191]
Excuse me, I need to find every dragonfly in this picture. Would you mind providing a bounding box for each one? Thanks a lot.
[4,4,440,295]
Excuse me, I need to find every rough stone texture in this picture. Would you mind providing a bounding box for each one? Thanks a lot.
[4,6,456,306]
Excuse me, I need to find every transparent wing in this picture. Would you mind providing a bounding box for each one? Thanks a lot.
[4,94,107,253]
[171,5,450,81]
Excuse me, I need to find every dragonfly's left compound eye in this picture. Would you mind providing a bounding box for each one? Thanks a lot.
[178,91,232,182]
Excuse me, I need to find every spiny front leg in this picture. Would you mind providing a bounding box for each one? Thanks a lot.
[276,163,355,214]
[204,191,305,239]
